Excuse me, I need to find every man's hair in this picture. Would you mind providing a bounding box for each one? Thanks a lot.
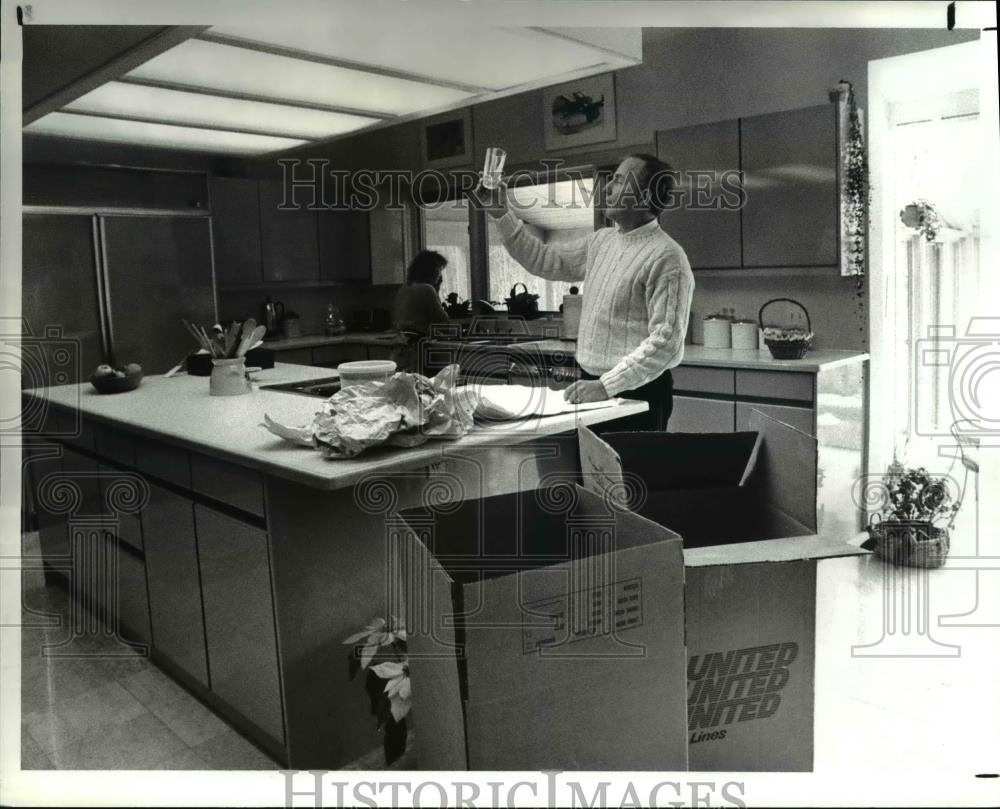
[406,249,447,285]
[627,153,675,216]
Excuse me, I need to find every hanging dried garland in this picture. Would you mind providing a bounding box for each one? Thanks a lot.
[830,80,869,348]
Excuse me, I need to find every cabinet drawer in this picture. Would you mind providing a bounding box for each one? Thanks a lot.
[735,370,814,403]
[672,365,735,395]
[736,402,815,437]
[196,505,285,743]
[95,424,135,467]
[135,438,191,489]
[669,395,735,432]
[311,343,368,366]
[190,454,265,518]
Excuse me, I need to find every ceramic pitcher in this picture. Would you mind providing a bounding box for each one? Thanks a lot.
[210,357,251,396]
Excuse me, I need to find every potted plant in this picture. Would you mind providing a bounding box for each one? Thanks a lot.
[899,198,941,242]
[343,617,411,765]
[866,463,960,568]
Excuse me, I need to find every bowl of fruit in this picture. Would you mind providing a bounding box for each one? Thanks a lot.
[90,363,143,394]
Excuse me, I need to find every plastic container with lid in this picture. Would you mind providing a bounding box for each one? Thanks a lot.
[336,360,397,388]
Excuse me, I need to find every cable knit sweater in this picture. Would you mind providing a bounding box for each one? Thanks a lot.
[495,211,695,396]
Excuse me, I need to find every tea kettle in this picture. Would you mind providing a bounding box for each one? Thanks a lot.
[262,296,285,337]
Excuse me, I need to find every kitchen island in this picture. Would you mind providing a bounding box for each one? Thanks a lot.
[22,364,646,769]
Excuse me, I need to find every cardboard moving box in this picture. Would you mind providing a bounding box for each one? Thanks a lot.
[579,410,867,771]
[397,484,689,771]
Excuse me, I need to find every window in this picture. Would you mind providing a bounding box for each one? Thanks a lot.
[420,198,472,301]
[486,177,595,310]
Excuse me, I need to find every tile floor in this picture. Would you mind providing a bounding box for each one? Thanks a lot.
[19,532,414,770]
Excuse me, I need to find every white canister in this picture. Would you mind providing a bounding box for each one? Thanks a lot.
[731,321,760,351]
[561,294,582,339]
[702,317,732,349]
[210,357,251,396]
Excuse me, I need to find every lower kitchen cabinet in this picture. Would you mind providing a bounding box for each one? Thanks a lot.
[195,505,285,743]
[141,482,210,688]
[736,401,815,436]
[103,536,152,645]
[669,395,735,432]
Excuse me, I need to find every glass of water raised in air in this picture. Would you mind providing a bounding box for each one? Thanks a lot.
[481,146,507,190]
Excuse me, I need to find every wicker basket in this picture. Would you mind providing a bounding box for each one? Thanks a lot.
[759,298,813,360]
[868,519,950,569]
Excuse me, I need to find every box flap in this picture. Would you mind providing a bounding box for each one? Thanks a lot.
[684,534,869,567]
[578,423,627,507]
[748,409,818,532]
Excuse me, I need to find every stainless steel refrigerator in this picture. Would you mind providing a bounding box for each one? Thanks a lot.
[22,211,218,388]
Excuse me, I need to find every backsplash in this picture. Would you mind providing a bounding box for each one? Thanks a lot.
[688,272,867,351]
[218,285,399,335]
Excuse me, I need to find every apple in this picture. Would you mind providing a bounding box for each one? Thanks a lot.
[93,364,114,378]
[125,362,142,375]
[113,370,126,379]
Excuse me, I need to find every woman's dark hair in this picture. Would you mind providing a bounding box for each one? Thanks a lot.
[406,250,448,285]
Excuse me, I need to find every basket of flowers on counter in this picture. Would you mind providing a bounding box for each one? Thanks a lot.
[758,298,814,359]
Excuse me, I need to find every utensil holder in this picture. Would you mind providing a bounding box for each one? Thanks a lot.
[210,357,251,396]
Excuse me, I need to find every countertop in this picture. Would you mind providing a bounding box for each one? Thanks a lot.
[260,331,407,351]
[511,340,869,373]
[24,363,647,491]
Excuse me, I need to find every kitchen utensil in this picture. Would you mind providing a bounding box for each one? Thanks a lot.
[237,325,267,356]
[481,146,507,190]
[210,357,251,396]
[336,360,397,388]
[759,298,813,359]
[702,316,732,349]
[262,297,285,336]
[731,320,760,351]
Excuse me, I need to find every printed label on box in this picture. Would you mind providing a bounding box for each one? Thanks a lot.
[686,641,799,744]
[521,578,643,654]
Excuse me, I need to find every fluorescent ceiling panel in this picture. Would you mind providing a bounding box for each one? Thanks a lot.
[208,24,608,91]
[25,112,305,155]
[65,81,380,139]
[128,39,474,116]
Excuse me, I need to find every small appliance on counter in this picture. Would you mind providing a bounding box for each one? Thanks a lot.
[731,320,760,351]
[325,303,346,335]
[702,314,733,349]
[281,310,302,339]
[261,296,285,338]
[561,287,582,340]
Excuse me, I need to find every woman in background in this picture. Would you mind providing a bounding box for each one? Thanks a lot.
[391,250,451,371]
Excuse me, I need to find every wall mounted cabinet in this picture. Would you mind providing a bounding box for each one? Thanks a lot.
[259,180,320,283]
[318,210,371,282]
[655,103,839,272]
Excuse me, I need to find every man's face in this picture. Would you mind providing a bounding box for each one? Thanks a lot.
[604,157,649,218]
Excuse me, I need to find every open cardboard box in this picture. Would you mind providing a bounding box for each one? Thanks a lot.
[398,484,689,771]
[579,409,867,771]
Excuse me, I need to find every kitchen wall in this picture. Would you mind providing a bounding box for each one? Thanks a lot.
[239,26,978,351]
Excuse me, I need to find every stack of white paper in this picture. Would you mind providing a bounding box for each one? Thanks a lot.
[467,384,621,421]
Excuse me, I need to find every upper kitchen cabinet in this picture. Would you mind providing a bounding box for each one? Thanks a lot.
[211,177,263,285]
[318,210,371,282]
[740,104,839,268]
[369,206,409,285]
[656,119,742,269]
[259,180,320,282]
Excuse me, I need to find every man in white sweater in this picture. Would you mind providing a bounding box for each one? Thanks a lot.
[478,154,694,429]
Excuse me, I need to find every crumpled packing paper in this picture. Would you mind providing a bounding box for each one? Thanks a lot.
[262,364,479,459]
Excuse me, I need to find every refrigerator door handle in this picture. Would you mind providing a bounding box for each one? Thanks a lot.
[94,215,116,367]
